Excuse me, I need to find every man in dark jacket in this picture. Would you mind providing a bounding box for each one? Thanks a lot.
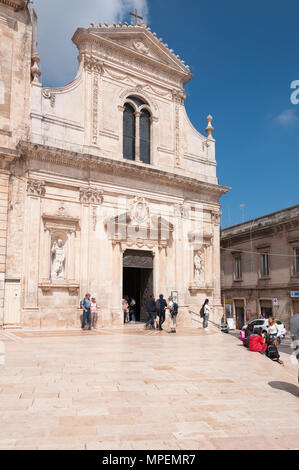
[145,294,156,329]
[156,294,167,330]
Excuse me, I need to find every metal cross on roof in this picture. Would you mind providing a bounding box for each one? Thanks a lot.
[130,8,143,25]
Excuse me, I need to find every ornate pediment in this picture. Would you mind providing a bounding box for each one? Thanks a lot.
[72,25,192,85]
[104,209,174,249]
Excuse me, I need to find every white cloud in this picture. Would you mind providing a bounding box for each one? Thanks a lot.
[34,0,149,87]
[274,109,299,126]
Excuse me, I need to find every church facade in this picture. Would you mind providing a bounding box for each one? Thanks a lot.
[0,2,229,328]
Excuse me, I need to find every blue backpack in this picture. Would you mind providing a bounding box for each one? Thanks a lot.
[171,302,178,316]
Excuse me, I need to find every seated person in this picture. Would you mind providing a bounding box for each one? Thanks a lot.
[249,328,267,355]
[245,324,254,348]
[239,330,246,344]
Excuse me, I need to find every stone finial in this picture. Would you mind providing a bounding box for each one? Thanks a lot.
[205,115,214,138]
[31,53,41,85]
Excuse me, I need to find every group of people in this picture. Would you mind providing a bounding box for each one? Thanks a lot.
[122,294,179,333]
[122,296,137,323]
[145,294,178,333]
[80,293,99,330]
[240,316,284,365]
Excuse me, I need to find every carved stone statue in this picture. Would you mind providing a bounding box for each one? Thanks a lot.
[194,252,203,282]
[51,238,66,281]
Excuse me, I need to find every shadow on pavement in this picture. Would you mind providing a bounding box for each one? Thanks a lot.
[268,381,299,397]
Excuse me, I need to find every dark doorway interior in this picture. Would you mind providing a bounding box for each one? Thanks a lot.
[123,250,154,323]
[235,307,245,330]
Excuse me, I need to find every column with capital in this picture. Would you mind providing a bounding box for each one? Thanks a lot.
[23,181,45,324]
[212,210,223,323]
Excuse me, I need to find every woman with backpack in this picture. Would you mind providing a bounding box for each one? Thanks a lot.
[166,296,178,334]
[200,299,210,330]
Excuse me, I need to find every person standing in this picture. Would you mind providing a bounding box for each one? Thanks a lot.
[267,316,280,347]
[156,294,167,331]
[166,296,178,334]
[81,293,91,330]
[145,294,156,329]
[129,297,136,323]
[90,296,98,329]
[202,299,210,330]
[122,297,129,324]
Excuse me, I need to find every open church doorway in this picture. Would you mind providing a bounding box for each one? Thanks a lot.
[123,250,153,323]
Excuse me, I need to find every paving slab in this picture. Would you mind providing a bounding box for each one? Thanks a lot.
[0,327,298,450]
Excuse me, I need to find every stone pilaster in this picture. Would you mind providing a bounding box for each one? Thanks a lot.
[0,172,9,327]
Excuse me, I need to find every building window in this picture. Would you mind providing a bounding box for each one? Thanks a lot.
[123,96,151,164]
[294,248,299,275]
[140,109,151,164]
[261,253,270,277]
[234,257,242,280]
[123,103,136,161]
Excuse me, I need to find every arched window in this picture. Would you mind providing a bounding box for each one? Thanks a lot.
[122,96,151,164]
[140,109,151,164]
[123,103,136,161]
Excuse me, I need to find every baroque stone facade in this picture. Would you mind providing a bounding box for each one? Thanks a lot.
[0,4,229,328]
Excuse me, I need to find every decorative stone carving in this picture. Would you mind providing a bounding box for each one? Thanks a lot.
[129,197,149,226]
[172,89,186,105]
[194,251,204,282]
[206,115,214,138]
[92,206,97,231]
[0,0,27,13]
[31,53,41,85]
[80,55,103,145]
[211,210,221,225]
[27,179,46,197]
[174,203,190,219]
[92,73,99,144]
[82,55,103,74]
[80,188,104,205]
[42,89,56,107]
[51,237,66,281]
[42,214,80,234]
[133,41,149,55]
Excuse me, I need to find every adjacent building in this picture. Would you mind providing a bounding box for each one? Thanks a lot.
[221,205,299,330]
[0,2,229,328]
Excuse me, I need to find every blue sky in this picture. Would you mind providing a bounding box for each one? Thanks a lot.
[34,0,299,228]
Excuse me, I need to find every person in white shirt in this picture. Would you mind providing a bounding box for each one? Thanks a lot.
[166,296,176,334]
[203,299,210,330]
[90,296,98,329]
[267,316,281,347]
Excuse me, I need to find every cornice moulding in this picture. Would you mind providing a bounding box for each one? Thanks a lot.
[0,0,26,11]
[18,141,230,198]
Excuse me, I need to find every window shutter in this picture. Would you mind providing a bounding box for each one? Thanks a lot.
[123,104,136,160]
[140,109,151,164]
